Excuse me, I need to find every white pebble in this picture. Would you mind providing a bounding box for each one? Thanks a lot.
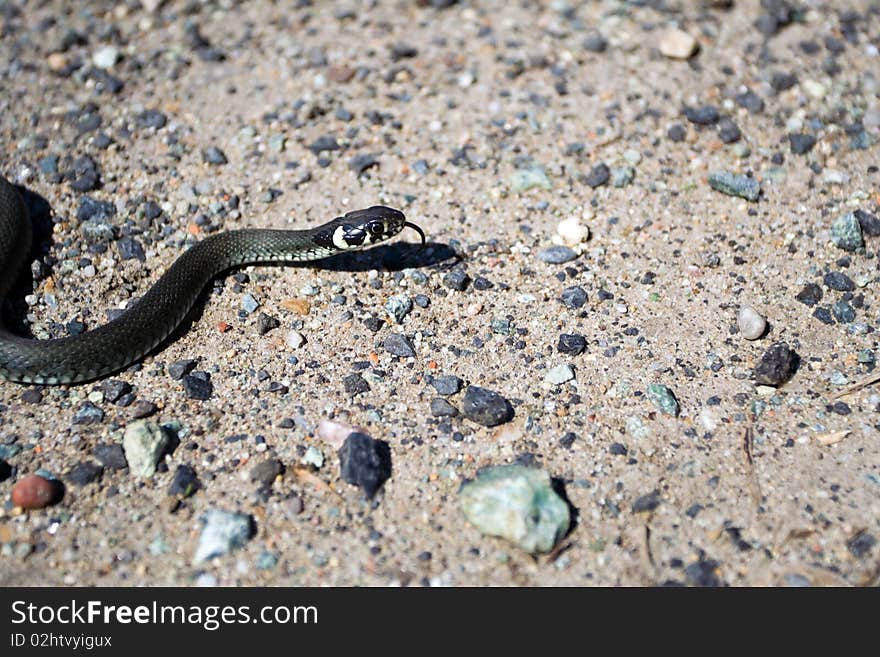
[737,305,767,340]
[285,330,306,348]
[554,216,590,247]
[92,46,120,69]
[658,28,698,60]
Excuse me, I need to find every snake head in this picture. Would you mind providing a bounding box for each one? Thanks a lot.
[318,206,424,251]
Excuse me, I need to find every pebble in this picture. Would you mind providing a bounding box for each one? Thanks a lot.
[430,398,459,417]
[632,490,662,513]
[459,465,570,554]
[461,386,514,427]
[202,147,228,165]
[100,379,132,403]
[537,246,578,264]
[250,458,284,487]
[583,163,610,188]
[92,46,119,69]
[646,384,679,417]
[383,333,416,357]
[343,373,370,395]
[431,375,463,396]
[737,306,767,340]
[557,333,587,355]
[122,420,170,478]
[168,465,201,498]
[683,105,719,125]
[349,154,379,174]
[788,133,816,155]
[338,432,392,499]
[831,212,864,252]
[560,285,588,309]
[193,509,254,564]
[93,444,127,470]
[168,359,197,380]
[832,300,855,323]
[509,164,552,192]
[182,373,213,400]
[443,270,471,291]
[545,364,575,385]
[555,217,590,247]
[72,401,104,425]
[754,343,798,386]
[0,459,11,482]
[303,446,324,468]
[385,295,413,323]
[285,330,306,349]
[11,474,61,509]
[611,166,635,187]
[824,272,855,292]
[855,210,880,236]
[241,293,260,314]
[658,28,699,59]
[317,420,362,449]
[795,283,823,306]
[582,32,608,53]
[707,171,760,201]
[65,461,103,487]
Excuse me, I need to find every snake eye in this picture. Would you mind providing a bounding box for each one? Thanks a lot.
[366,220,385,237]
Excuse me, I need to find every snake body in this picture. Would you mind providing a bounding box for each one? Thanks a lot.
[0,176,422,385]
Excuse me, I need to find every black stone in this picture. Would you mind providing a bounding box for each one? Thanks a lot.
[21,389,43,404]
[560,285,588,309]
[667,123,686,142]
[461,386,514,427]
[683,105,720,125]
[256,313,280,335]
[717,118,741,143]
[390,42,418,61]
[443,269,471,291]
[582,32,608,53]
[309,135,340,154]
[846,531,876,559]
[93,443,127,470]
[349,154,379,174]
[788,133,817,154]
[735,90,764,114]
[431,375,463,395]
[823,271,855,292]
[182,373,213,400]
[338,432,392,499]
[0,459,13,482]
[609,442,628,455]
[117,237,145,261]
[100,379,132,403]
[168,464,200,498]
[168,359,197,380]
[632,490,661,512]
[430,398,458,417]
[73,401,104,424]
[795,283,823,306]
[66,461,103,486]
[250,458,284,487]
[855,209,880,236]
[559,432,577,449]
[137,109,167,130]
[812,306,834,325]
[557,333,587,355]
[684,558,723,587]
[770,71,798,93]
[753,342,798,386]
[383,333,416,357]
[584,163,610,188]
[343,373,370,395]
[76,196,115,222]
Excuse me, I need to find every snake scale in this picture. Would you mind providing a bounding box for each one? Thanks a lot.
[0,175,423,386]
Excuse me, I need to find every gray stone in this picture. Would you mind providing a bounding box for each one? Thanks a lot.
[462,386,514,427]
[831,212,864,252]
[708,171,761,201]
[122,420,171,478]
[193,509,254,563]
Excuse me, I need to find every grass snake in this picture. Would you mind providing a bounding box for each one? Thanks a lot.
[0,175,424,385]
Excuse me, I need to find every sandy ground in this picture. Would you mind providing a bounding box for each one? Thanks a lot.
[0,0,879,586]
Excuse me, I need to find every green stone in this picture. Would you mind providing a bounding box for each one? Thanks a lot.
[707,170,761,201]
[509,165,552,192]
[646,384,680,417]
[830,212,864,252]
[460,465,570,554]
[123,420,171,478]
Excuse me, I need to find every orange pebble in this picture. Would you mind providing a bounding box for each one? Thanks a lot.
[11,475,60,510]
[217,321,232,332]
